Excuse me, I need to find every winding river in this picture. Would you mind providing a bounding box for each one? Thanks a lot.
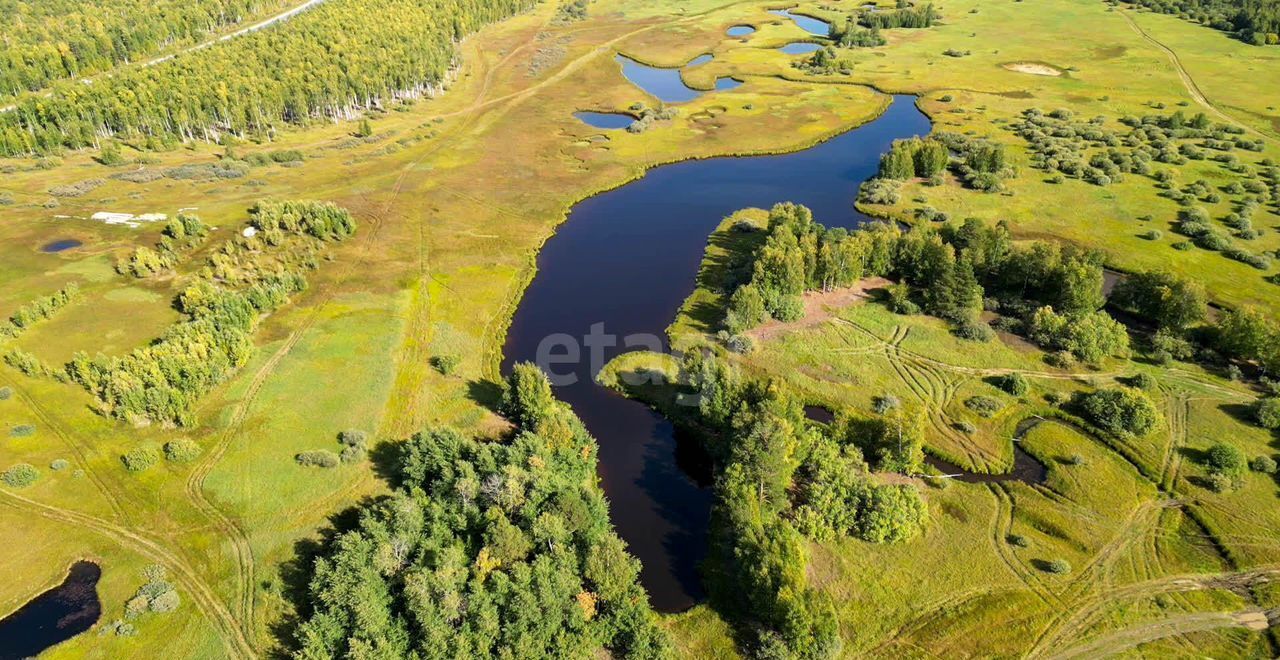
[503,94,930,611]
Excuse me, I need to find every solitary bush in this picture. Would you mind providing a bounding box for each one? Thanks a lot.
[995,373,1029,396]
[1044,559,1071,574]
[726,334,756,354]
[1205,441,1247,478]
[340,445,366,464]
[338,429,368,447]
[2,463,40,487]
[0,386,11,400]
[1079,387,1160,436]
[1251,455,1277,474]
[955,320,995,342]
[1007,534,1029,548]
[121,447,161,472]
[1205,472,1234,493]
[1254,397,1280,429]
[874,394,901,414]
[164,439,202,463]
[296,450,340,468]
[9,424,35,438]
[50,459,70,471]
[432,354,461,375]
[965,395,1004,418]
[1124,372,1156,391]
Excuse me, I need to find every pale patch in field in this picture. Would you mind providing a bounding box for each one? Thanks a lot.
[1003,62,1062,76]
[749,276,891,341]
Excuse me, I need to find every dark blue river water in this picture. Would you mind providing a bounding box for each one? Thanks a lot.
[503,94,930,611]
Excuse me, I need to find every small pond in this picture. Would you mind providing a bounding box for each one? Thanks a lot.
[924,417,1051,484]
[41,239,82,253]
[575,111,636,130]
[714,77,744,92]
[726,25,756,37]
[780,42,823,55]
[616,54,744,103]
[769,8,832,36]
[0,561,102,660]
[687,54,714,67]
[803,405,836,425]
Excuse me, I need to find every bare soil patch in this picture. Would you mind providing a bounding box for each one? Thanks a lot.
[750,277,891,341]
[1003,62,1062,77]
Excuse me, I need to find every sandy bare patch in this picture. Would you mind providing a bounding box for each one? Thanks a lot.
[1003,62,1062,76]
[749,277,891,341]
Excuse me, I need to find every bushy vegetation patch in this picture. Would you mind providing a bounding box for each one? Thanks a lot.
[69,201,357,426]
[1,463,40,487]
[1077,387,1161,436]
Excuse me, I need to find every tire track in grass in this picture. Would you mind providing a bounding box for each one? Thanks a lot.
[178,12,559,641]
[1046,607,1276,660]
[0,491,255,658]
[989,484,1059,607]
[1117,8,1276,140]
[0,375,127,524]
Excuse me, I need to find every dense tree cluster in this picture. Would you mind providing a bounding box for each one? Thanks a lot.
[932,132,1014,191]
[67,200,355,426]
[1110,269,1208,330]
[724,204,898,333]
[878,137,950,180]
[0,0,292,99]
[829,18,886,48]
[1213,305,1280,374]
[1116,0,1280,45]
[719,207,1131,359]
[680,351,926,658]
[859,3,939,29]
[293,364,669,658]
[0,0,537,156]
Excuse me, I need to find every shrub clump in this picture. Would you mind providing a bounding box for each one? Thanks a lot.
[2,463,40,487]
[1250,455,1277,474]
[994,373,1029,396]
[1078,387,1160,436]
[432,354,461,375]
[296,450,340,468]
[9,424,35,438]
[338,429,368,464]
[964,395,1004,418]
[124,565,180,618]
[163,439,202,463]
[121,447,161,472]
[1254,397,1280,430]
[1204,441,1247,488]
[1044,558,1071,574]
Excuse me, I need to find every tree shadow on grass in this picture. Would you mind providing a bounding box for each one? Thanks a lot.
[1217,401,1257,426]
[466,377,505,413]
[680,222,764,335]
[368,438,405,489]
[268,496,384,658]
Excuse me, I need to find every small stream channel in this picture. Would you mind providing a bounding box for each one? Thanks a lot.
[503,95,930,611]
